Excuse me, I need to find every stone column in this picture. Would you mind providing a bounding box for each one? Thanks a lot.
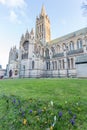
[83,36,87,53]
[64,49,68,77]
[64,50,67,69]
[70,58,71,69]
[73,57,76,68]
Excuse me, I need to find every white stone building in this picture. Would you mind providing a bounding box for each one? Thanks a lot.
[7,6,87,78]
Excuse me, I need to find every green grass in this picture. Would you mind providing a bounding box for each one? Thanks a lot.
[0,78,87,130]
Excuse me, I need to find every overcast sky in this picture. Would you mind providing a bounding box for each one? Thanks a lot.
[0,0,86,68]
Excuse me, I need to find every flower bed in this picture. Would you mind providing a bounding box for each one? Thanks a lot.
[0,95,86,130]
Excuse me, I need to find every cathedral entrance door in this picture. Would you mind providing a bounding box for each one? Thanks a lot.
[9,70,12,77]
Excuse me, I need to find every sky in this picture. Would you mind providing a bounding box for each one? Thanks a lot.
[0,0,87,69]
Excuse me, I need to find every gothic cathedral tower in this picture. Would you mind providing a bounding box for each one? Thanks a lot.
[35,5,51,44]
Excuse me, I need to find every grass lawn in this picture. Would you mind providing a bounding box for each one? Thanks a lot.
[0,78,87,130]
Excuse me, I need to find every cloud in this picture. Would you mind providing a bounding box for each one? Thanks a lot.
[0,0,26,8]
[0,0,27,23]
[9,10,21,24]
[0,0,6,4]
[10,10,17,21]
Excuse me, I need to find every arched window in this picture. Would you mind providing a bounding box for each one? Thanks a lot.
[32,61,35,69]
[42,24,43,32]
[62,59,65,69]
[45,48,49,57]
[69,41,74,51]
[14,70,18,75]
[22,53,28,59]
[46,62,48,70]
[52,61,54,70]
[37,27,39,33]
[42,48,44,56]
[77,39,82,49]
[55,61,57,70]
[62,43,66,51]
[67,59,70,69]
[59,60,62,69]
[57,45,60,53]
[23,65,25,70]
[51,47,55,55]
[46,62,50,70]
[38,46,41,54]
[23,41,29,51]
[71,58,74,69]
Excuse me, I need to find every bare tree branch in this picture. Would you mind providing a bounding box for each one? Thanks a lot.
[82,0,87,16]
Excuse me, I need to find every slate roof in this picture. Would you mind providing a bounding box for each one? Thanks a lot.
[49,27,87,45]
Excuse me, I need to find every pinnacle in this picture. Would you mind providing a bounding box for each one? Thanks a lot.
[41,5,46,16]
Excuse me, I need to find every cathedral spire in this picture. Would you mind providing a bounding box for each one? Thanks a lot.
[31,28,34,35]
[41,5,46,16]
[35,5,51,44]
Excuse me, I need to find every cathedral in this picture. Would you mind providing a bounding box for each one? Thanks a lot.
[7,5,87,78]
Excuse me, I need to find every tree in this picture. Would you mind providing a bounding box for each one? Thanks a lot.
[82,0,87,15]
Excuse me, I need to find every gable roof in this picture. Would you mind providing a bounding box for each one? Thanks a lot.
[49,27,87,44]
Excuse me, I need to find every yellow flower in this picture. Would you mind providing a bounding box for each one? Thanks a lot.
[44,107,46,110]
[23,119,27,125]
[37,117,40,121]
[50,126,53,130]
[78,107,81,111]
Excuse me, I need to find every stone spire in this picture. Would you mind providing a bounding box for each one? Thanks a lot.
[31,28,34,35]
[41,5,46,16]
[21,34,24,41]
[25,29,29,39]
[35,5,51,44]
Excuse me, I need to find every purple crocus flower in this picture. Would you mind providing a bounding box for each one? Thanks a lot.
[58,111,62,118]
[70,119,75,125]
[29,110,33,113]
[22,111,25,117]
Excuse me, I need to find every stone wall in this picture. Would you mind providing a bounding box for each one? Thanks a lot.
[76,54,87,78]
[76,63,87,77]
